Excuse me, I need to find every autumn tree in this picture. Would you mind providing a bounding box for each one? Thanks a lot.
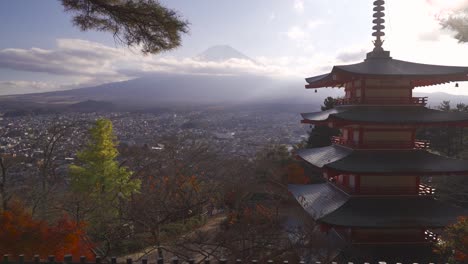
[0,201,93,259]
[107,135,221,256]
[435,217,468,264]
[61,0,189,54]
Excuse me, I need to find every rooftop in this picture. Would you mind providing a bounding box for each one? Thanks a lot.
[296,145,468,175]
[301,106,468,126]
[289,183,465,228]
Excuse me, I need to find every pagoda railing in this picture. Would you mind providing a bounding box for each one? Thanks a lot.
[335,97,428,106]
[424,230,439,243]
[419,183,436,196]
[351,233,428,245]
[331,137,430,150]
[333,182,435,196]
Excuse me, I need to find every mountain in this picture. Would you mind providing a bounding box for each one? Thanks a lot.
[195,45,254,62]
[0,71,341,112]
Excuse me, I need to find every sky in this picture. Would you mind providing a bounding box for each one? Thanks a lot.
[0,0,467,95]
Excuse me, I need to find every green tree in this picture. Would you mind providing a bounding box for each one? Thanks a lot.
[69,119,140,213]
[306,97,340,148]
[61,0,189,54]
[321,96,336,111]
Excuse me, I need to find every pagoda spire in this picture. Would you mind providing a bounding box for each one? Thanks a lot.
[366,0,391,59]
[372,0,385,51]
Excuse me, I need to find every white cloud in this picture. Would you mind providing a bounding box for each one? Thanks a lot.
[293,0,304,14]
[286,26,307,41]
[0,80,57,90]
[0,38,330,94]
[307,19,325,30]
[0,80,60,95]
[268,12,276,21]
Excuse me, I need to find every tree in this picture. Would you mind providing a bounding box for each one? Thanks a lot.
[0,154,23,212]
[305,97,340,148]
[418,101,468,207]
[99,135,221,256]
[61,0,189,54]
[69,119,140,220]
[321,96,336,111]
[441,7,468,43]
[0,201,93,259]
[435,217,468,263]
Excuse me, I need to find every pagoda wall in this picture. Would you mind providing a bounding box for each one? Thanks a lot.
[332,174,419,195]
[365,88,410,98]
[339,126,415,148]
[363,130,412,142]
[360,175,418,194]
[344,79,414,102]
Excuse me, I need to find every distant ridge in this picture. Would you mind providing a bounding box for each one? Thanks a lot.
[195,45,255,62]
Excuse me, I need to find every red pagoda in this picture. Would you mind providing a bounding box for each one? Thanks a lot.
[289,0,468,262]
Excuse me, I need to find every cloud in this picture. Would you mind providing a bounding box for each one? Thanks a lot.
[0,80,57,90]
[419,30,443,41]
[286,26,307,41]
[0,80,60,95]
[336,49,367,63]
[268,12,276,21]
[307,19,325,30]
[0,38,334,94]
[0,39,123,77]
[293,0,304,13]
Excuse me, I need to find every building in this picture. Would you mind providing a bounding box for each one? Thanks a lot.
[288,0,468,262]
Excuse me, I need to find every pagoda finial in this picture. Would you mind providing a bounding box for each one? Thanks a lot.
[372,0,385,50]
[366,0,391,59]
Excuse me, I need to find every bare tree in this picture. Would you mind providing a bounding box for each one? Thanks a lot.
[0,153,23,212]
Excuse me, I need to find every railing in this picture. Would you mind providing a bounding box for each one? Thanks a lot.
[335,97,428,106]
[351,233,428,245]
[0,255,443,264]
[331,137,430,150]
[424,230,439,243]
[419,184,436,196]
[333,183,435,196]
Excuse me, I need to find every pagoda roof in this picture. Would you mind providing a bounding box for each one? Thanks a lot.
[301,106,468,126]
[297,145,468,175]
[306,57,468,88]
[289,183,465,228]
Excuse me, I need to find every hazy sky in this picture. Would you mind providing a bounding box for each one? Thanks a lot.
[0,0,467,95]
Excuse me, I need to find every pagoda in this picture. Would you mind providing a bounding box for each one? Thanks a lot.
[289,0,468,262]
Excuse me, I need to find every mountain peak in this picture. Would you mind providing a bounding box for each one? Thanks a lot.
[195,45,254,62]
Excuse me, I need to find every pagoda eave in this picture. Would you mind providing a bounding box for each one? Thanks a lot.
[297,155,468,176]
[305,59,468,89]
[301,118,468,128]
[301,106,468,127]
[296,146,468,175]
[289,184,465,229]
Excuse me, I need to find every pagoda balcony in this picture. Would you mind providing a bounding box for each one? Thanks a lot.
[335,96,428,106]
[351,233,429,245]
[332,182,436,196]
[331,136,430,150]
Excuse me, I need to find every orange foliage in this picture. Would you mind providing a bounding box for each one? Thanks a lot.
[286,163,310,184]
[435,216,468,263]
[0,202,94,260]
